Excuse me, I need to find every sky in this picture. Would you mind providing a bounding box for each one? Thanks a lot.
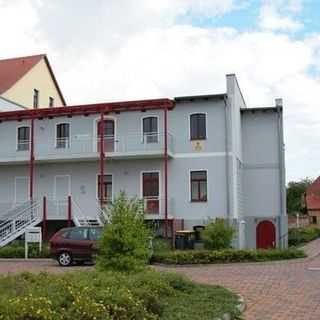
[0,0,320,182]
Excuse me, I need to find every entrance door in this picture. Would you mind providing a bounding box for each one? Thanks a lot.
[54,175,71,218]
[97,119,115,152]
[256,220,276,249]
[142,172,160,214]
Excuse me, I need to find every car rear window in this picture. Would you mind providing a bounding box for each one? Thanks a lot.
[89,228,102,241]
[68,228,88,240]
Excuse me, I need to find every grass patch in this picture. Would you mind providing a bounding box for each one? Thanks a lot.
[0,270,241,320]
[152,247,305,265]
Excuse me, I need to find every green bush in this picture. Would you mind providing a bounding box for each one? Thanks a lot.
[152,237,171,254]
[202,219,235,250]
[151,247,306,265]
[96,192,153,273]
[0,243,50,259]
[0,270,241,320]
[288,226,320,246]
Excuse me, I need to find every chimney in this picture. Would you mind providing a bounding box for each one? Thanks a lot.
[275,98,283,108]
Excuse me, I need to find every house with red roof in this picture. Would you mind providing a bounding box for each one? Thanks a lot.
[304,177,320,225]
[0,54,65,109]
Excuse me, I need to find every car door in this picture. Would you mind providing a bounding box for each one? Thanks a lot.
[67,228,92,258]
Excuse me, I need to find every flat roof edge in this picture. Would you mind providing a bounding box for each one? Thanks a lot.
[174,93,226,102]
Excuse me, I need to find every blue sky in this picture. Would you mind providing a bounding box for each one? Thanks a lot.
[0,0,320,181]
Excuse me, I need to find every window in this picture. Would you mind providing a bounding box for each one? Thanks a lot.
[97,174,112,203]
[142,117,158,143]
[68,228,88,240]
[190,170,207,202]
[49,97,54,108]
[97,119,115,152]
[17,126,30,151]
[190,113,206,140]
[56,123,70,148]
[33,89,39,109]
[88,228,102,240]
[142,172,159,214]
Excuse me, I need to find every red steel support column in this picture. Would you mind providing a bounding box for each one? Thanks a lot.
[164,106,168,239]
[29,118,35,200]
[42,196,47,240]
[67,195,72,227]
[99,111,105,209]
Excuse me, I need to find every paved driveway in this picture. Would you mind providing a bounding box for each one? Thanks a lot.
[1,241,320,319]
[157,240,320,320]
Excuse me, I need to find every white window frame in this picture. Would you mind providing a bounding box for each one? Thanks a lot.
[96,173,114,202]
[53,175,71,200]
[93,116,117,152]
[16,125,31,151]
[55,122,71,149]
[141,115,159,143]
[14,176,29,203]
[188,169,209,202]
[188,112,208,141]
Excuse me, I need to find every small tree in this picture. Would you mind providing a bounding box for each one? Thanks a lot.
[97,192,153,273]
[202,219,235,250]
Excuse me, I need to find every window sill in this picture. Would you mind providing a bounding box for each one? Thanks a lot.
[190,138,207,141]
[190,200,208,203]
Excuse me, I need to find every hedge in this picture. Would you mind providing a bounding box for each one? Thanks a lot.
[151,247,306,265]
[288,227,320,246]
[0,243,50,259]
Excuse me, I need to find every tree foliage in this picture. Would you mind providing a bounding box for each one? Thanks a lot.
[286,177,313,215]
[97,192,153,273]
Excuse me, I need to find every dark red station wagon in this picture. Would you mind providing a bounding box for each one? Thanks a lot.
[49,226,103,266]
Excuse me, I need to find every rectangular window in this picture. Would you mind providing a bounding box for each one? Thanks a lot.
[143,117,158,143]
[17,126,30,151]
[56,123,70,148]
[98,174,112,204]
[190,113,206,140]
[33,89,39,109]
[49,97,54,108]
[190,170,207,202]
[142,172,159,214]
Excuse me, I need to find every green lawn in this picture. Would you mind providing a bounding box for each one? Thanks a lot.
[0,270,241,320]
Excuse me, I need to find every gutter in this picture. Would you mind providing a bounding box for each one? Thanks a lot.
[223,96,231,220]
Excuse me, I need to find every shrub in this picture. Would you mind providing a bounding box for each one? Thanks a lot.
[202,219,235,250]
[0,270,241,320]
[96,192,153,273]
[152,237,171,254]
[151,247,305,265]
[288,226,320,246]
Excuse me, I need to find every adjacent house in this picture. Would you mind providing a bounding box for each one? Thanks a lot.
[0,74,287,249]
[0,54,66,109]
[304,176,320,225]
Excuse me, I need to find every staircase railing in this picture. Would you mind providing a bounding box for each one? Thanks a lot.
[0,200,41,247]
[96,201,110,225]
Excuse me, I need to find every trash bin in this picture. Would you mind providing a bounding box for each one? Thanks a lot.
[193,225,205,241]
[175,234,185,250]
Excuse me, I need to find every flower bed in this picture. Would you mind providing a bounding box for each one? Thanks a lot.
[0,270,241,320]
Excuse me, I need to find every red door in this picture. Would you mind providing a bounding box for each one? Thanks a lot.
[97,119,115,152]
[256,220,276,249]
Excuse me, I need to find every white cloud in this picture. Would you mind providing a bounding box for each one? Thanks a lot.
[0,0,319,181]
[259,1,303,32]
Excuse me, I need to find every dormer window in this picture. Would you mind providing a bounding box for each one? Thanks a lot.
[56,123,70,149]
[142,116,158,143]
[190,113,206,140]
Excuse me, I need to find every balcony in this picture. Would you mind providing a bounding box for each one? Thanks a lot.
[0,132,174,164]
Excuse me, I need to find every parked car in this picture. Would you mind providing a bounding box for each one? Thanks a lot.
[49,226,103,266]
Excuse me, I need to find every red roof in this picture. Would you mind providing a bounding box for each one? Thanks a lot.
[0,54,66,106]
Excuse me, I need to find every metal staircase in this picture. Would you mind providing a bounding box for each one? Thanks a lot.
[71,199,107,227]
[0,200,41,247]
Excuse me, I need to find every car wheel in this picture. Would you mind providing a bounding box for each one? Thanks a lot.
[57,252,73,267]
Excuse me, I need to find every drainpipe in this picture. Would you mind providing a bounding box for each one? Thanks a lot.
[164,105,168,239]
[276,98,285,248]
[223,96,230,221]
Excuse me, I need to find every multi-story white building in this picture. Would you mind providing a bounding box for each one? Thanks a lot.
[0,74,287,249]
